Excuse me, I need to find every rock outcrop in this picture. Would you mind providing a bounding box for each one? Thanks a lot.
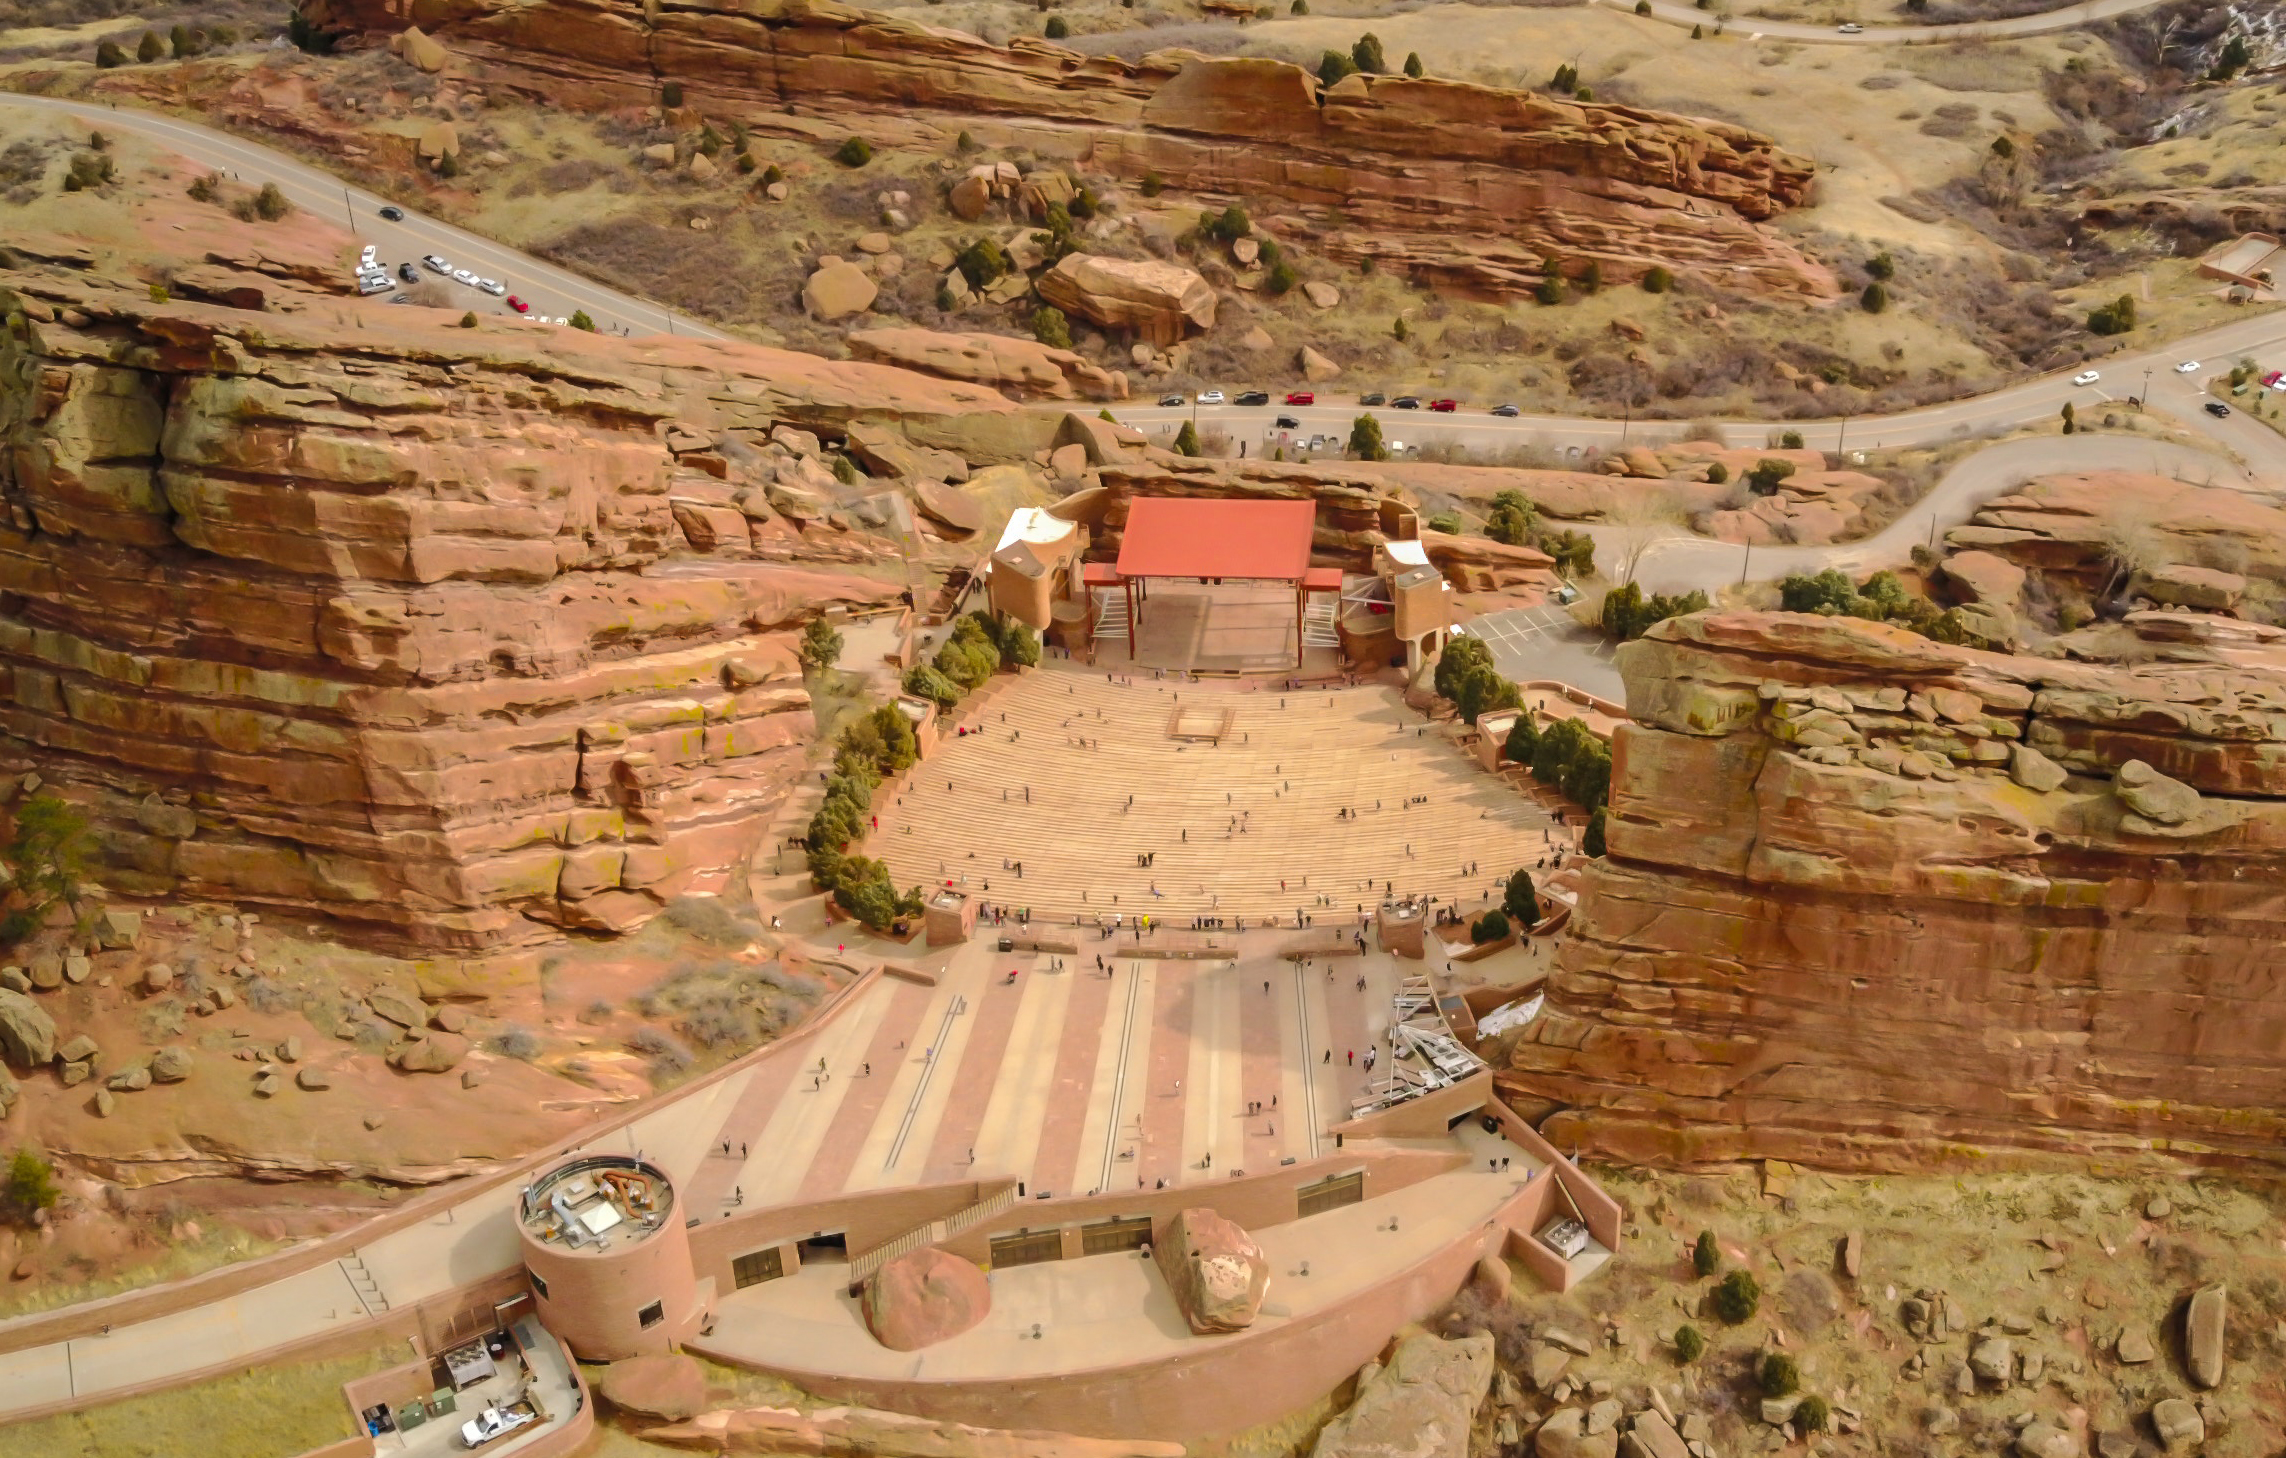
[1309,1332,1493,1458]
[298,0,1833,300]
[861,1246,992,1351]
[1950,473,2286,598]
[1153,1206,1269,1334]
[849,328,1127,401]
[1035,256,1215,346]
[0,254,1046,949]
[599,1352,710,1422]
[1503,610,2286,1171]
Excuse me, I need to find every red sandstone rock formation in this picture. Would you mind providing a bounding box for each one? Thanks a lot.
[643,1404,1187,1458]
[848,328,1128,402]
[298,0,1834,300]
[1035,255,1215,346]
[862,1246,992,1351]
[0,254,1044,949]
[1503,609,2286,1171]
[1153,1206,1268,1333]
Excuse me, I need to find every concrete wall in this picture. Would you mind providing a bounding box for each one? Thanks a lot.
[689,1181,1007,1294]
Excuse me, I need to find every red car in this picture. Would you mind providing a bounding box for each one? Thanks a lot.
[1284,391,1314,405]
[1428,398,1459,412]
[507,295,530,314]
[2265,370,2285,390]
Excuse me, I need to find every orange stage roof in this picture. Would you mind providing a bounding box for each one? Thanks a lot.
[1114,498,1316,582]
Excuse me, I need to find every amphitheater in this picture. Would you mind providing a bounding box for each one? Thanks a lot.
[876,668,1570,925]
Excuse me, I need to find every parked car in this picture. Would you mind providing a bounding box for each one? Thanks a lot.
[1236,390,1270,406]
[1491,403,1520,417]
[398,262,419,283]
[1197,390,1226,404]
[423,254,451,274]
[2175,360,2201,373]
[1359,392,1387,406]
[459,1403,538,1449]
[1275,415,1301,429]
[359,245,378,270]
[2264,370,2285,389]
[1158,393,1185,407]
[1392,396,1421,409]
[477,278,507,297]
[1836,21,1862,33]
[1284,391,1314,405]
[2071,370,2101,386]
[452,268,477,285]
[1429,398,1459,412]
[2206,401,2232,418]
[355,273,393,296]
[379,205,405,221]
[508,295,531,313]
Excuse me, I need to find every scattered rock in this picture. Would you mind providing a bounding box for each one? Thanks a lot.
[297,1067,333,1091]
[59,1060,90,1086]
[1472,1254,1511,1301]
[1300,345,1343,383]
[2150,1399,2203,1453]
[1942,550,2028,607]
[434,1006,469,1034]
[856,231,893,255]
[2117,1328,2156,1364]
[2185,1284,2225,1390]
[143,963,174,994]
[276,1037,302,1063]
[1542,1326,1594,1356]
[1629,1409,1690,1458]
[1037,254,1215,346]
[1303,281,1341,309]
[149,1046,193,1083]
[368,988,429,1029]
[2096,1432,2137,1458]
[27,955,61,991]
[56,1034,97,1065]
[1761,1396,1802,1425]
[2009,743,2069,793]
[94,908,142,950]
[2142,564,2245,612]
[363,1113,386,1130]
[600,1352,711,1422]
[1528,1344,1571,1391]
[803,261,879,320]
[765,180,790,202]
[1924,1406,1959,1436]
[1586,1400,1621,1436]
[63,955,90,985]
[2146,1195,2173,1220]
[254,1071,282,1097]
[92,1087,114,1117]
[106,1065,151,1092]
[0,968,23,994]
[387,1032,470,1074]
[2019,1422,2078,1458]
[0,989,57,1067]
[1839,1229,1862,1278]
[1241,326,1274,351]
[687,152,717,182]
[1971,1335,2015,1384]
[462,1067,486,1089]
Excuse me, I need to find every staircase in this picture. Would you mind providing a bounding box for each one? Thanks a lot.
[848,1184,1019,1282]
[340,1252,390,1316]
[1302,595,1340,648]
[1091,588,1127,642]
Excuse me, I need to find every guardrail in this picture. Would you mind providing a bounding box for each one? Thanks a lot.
[847,1185,1019,1282]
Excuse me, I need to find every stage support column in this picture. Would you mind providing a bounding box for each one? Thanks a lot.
[1126,579,1137,659]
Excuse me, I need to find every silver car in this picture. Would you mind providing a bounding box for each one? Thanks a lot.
[477,278,507,297]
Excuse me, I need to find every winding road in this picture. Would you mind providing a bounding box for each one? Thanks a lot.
[3,89,2282,607]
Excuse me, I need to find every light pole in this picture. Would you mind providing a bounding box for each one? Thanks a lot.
[2141,367,2152,412]
[343,186,355,236]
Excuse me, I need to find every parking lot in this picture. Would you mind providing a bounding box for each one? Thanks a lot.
[1456,604,1623,702]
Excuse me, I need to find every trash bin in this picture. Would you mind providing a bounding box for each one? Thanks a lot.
[997,936,1015,953]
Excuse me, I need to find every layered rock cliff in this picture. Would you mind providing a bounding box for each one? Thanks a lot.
[302,0,1834,299]
[1503,610,2286,1172]
[0,254,1047,949]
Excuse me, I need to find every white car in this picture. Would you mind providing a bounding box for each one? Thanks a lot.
[477,278,507,297]
[452,268,477,285]
[423,254,452,274]
[2072,370,2101,386]
[1197,390,1226,404]
[459,1404,537,1448]
[358,244,378,270]
[1836,21,1862,32]
[2175,360,2201,373]
[355,273,393,296]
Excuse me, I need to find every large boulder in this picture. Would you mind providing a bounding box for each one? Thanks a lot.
[1037,255,1216,346]
[862,1246,991,1351]
[391,26,450,72]
[2143,564,2245,612]
[387,1032,470,1073]
[1537,1408,1619,1458]
[0,989,56,1068]
[1310,1331,1493,1458]
[803,262,878,321]
[1154,1207,1269,1334]
[598,1352,709,1421]
[1942,550,2027,607]
[847,328,1127,402]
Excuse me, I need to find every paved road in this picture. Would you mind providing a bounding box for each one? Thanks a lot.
[1459,604,1622,701]
[0,92,730,342]
[1591,0,2170,44]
